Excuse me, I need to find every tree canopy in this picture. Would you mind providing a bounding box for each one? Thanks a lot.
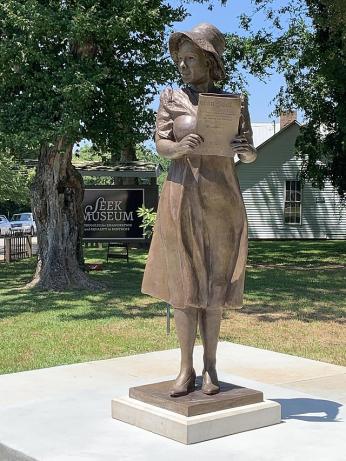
[0,1,187,157]
[0,153,30,204]
[239,0,346,198]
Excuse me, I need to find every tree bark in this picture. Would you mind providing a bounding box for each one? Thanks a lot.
[110,143,138,186]
[120,144,138,186]
[28,140,101,290]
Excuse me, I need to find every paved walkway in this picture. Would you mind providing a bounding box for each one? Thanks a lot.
[0,342,345,460]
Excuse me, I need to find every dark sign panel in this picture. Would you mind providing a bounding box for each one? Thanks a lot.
[83,188,145,240]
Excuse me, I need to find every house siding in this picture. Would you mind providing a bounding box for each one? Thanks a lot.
[237,123,346,239]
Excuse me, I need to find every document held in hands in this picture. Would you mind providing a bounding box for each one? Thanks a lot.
[195,93,241,157]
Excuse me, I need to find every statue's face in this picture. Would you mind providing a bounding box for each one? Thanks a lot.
[177,40,209,85]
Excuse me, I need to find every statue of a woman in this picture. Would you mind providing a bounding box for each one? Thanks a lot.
[142,23,257,397]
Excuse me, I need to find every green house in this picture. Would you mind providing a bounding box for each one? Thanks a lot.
[237,121,346,239]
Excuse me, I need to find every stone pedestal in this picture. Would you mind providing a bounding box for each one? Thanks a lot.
[112,379,281,444]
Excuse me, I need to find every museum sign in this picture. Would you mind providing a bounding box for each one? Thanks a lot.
[83,186,158,241]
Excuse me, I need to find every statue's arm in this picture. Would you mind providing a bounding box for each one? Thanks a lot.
[231,95,257,163]
[155,88,203,159]
[156,134,203,160]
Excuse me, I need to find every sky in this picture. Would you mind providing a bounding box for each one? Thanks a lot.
[160,0,287,124]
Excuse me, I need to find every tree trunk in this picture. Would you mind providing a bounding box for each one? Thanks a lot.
[120,144,137,186]
[28,140,101,290]
[110,144,138,186]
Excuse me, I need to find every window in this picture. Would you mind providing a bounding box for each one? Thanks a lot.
[284,180,302,224]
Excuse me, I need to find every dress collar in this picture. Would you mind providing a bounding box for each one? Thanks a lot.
[184,85,222,105]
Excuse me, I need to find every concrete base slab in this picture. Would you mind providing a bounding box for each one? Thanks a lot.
[112,396,281,444]
[0,343,345,460]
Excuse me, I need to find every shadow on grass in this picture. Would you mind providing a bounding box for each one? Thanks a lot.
[0,242,345,323]
[248,240,346,267]
[0,248,169,321]
[58,301,167,321]
[241,265,346,323]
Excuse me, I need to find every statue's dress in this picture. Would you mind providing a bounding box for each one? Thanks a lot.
[142,87,254,310]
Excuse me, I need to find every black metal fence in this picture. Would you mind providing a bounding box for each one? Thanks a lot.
[3,232,33,262]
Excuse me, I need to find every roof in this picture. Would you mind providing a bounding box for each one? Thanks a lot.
[252,122,277,147]
[24,159,162,178]
[235,120,301,165]
[255,120,301,151]
[75,161,162,177]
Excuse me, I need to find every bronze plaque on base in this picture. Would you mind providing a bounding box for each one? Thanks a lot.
[129,377,263,417]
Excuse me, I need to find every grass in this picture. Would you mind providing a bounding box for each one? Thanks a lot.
[223,240,346,365]
[0,240,345,374]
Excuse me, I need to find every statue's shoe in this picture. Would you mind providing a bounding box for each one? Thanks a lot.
[202,369,220,395]
[170,369,196,397]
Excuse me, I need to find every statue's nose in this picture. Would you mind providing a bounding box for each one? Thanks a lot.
[179,59,187,70]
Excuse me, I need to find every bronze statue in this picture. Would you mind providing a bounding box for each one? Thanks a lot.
[142,23,257,397]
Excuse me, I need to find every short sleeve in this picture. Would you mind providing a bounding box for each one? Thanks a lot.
[155,87,175,141]
[239,95,254,147]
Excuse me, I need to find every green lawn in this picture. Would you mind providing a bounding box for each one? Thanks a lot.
[0,240,345,374]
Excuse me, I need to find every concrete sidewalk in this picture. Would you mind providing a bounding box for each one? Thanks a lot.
[0,342,345,461]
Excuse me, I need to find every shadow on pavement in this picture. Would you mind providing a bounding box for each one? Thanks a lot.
[272,398,343,422]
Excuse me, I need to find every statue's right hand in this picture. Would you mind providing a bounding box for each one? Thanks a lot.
[172,134,204,158]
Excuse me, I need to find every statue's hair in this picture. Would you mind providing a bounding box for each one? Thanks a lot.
[173,36,224,83]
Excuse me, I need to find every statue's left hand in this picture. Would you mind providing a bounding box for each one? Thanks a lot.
[231,135,254,153]
[231,135,257,163]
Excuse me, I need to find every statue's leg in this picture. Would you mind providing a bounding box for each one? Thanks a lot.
[198,307,222,395]
[170,306,198,397]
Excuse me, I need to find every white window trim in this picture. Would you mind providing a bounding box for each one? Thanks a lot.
[283,180,302,226]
